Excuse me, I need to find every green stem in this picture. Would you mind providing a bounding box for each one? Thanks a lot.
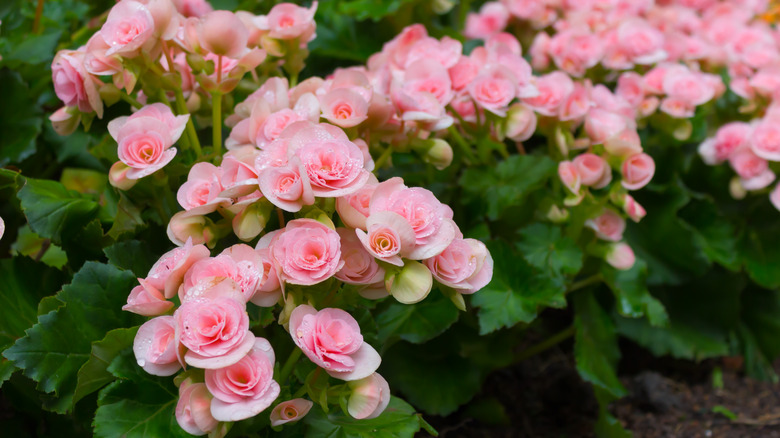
[374,145,393,170]
[514,325,575,363]
[174,88,202,157]
[447,125,478,164]
[212,92,223,158]
[290,72,299,88]
[120,92,143,109]
[567,274,603,294]
[33,0,44,34]
[278,348,303,385]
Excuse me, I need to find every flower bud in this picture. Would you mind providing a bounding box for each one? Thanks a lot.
[729,177,747,200]
[385,260,433,304]
[503,103,537,142]
[348,373,391,420]
[108,161,138,191]
[232,201,273,241]
[412,138,453,170]
[198,11,248,58]
[175,378,218,436]
[606,242,636,270]
[270,399,314,427]
[546,204,569,223]
[771,184,780,211]
[167,211,216,247]
[50,106,82,136]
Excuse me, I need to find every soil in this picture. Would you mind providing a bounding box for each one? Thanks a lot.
[418,340,780,438]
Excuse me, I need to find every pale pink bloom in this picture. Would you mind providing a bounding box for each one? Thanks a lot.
[401,58,454,106]
[289,305,381,381]
[52,50,103,117]
[99,1,155,57]
[449,56,479,91]
[319,88,369,128]
[270,219,343,286]
[83,33,122,77]
[750,120,780,162]
[529,32,551,70]
[205,338,280,422]
[424,238,493,294]
[336,228,385,286]
[145,238,210,298]
[356,211,416,266]
[250,247,283,308]
[662,65,716,107]
[347,373,391,420]
[638,97,660,118]
[730,150,776,190]
[504,103,537,141]
[698,122,752,165]
[616,72,646,107]
[485,32,522,57]
[770,184,780,211]
[176,379,218,436]
[548,28,604,77]
[123,278,173,316]
[175,278,255,369]
[181,246,265,302]
[617,19,667,65]
[574,153,611,188]
[604,128,643,158]
[270,399,314,427]
[369,177,458,260]
[258,162,314,212]
[0,216,4,242]
[586,210,626,242]
[464,2,509,40]
[109,103,189,179]
[252,108,305,149]
[255,2,318,41]
[643,64,670,95]
[133,316,181,376]
[621,153,655,190]
[336,176,378,230]
[558,82,591,122]
[50,106,81,136]
[392,88,453,131]
[523,71,574,117]
[172,0,213,17]
[219,147,260,198]
[404,35,463,70]
[177,162,230,214]
[606,242,635,270]
[749,66,780,97]
[197,10,248,58]
[585,109,628,145]
[468,65,518,116]
[287,123,370,197]
[558,161,581,195]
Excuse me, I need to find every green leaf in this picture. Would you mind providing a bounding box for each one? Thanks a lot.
[382,339,482,416]
[740,223,780,290]
[73,327,138,407]
[0,256,67,347]
[107,193,146,240]
[103,240,157,278]
[3,30,62,66]
[471,241,566,334]
[17,177,100,244]
[338,0,415,21]
[303,396,429,437]
[459,155,556,220]
[376,292,459,344]
[10,225,68,269]
[94,351,192,438]
[593,387,632,438]
[678,198,739,271]
[3,262,139,412]
[573,293,627,398]
[615,315,729,360]
[517,223,583,277]
[601,260,668,327]
[0,70,42,166]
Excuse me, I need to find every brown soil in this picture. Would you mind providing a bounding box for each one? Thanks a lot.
[418,343,780,438]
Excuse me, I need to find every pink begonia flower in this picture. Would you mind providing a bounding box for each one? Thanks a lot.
[123,278,174,316]
[319,88,369,128]
[347,373,391,420]
[586,210,626,242]
[401,58,455,106]
[356,211,416,267]
[258,162,315,212]
[392,88,453,131]
[197,10,248,58]
[83,33,122,77]
[369,177,458,260]
[558,161,581,195]
[50,106,81,136]
[177,162,230,214]
[336,175,379,230]
[558,82,591,122]
[464,2,509,40]
[255,108,311,148]
[523,71,574,117]
[270,398,314,427]
[617,19,667,65]
[219,147,260,199]
[100,1,155,57]
[270,219,344,286]
[750,120,780,162]
[468,65,518,116]
[172,0,213,18]
[770,184,780,211]
[255,2,318,41]
[503,103,537,142]
[0,216,4,241]
[52,50,103,117]
[205,338,280,422]
[585,109,628,145]
[606,243,636,271]
[729,150,776,190]
[698,122,752,165]
[248,246,283,308]
[548,28,604,77]
[175,278,255,369]
[286,123,370,197]
[424,237,493,294]
[616,72,646,108]
[604,128,643,158]
[529,32,551,70]
[449,56,479,92]
[335,228,385,286]
[180,245,266,302]
[621,153,655,190]
[289,305,381,381]
[574,153,611,189]
[145,238,210,298]
[133,316,181,376]
[621,194,647,223]
[176,379,218,436]
[108,103,189,179]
